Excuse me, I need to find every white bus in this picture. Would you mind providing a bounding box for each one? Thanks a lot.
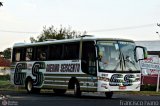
[11,36,147,98]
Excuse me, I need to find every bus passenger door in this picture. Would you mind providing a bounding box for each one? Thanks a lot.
[81,41,97,91]
[87,58,97,92]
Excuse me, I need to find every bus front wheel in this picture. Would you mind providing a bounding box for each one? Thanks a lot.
[74,82,81,97]
[105,91,113,99]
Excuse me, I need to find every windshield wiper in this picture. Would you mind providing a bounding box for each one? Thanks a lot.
[125,56,135,65]
[114,52,137,71]
[124,56,138,70]
[113,51,124,71]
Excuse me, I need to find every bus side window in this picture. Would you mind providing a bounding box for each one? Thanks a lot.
[13,48,25,62]
[36,46,47,61]
[25,48,33,61]
[62,43,79,60]
[49,44,62,60]
[39,52,46,60]
[15,52,20,61]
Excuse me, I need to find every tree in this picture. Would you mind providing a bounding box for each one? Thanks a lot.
[2,48,11,59]
[0,2,3,7]
[30,25,86,43]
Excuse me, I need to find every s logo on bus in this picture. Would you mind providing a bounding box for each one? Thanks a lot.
[32,62,45,86]
[14,63,27,85]
[109,74,134,86]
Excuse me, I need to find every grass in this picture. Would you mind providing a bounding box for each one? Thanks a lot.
[116,91,160,96]
[0,80,13,90]
[0,75,10,81]
[0,80,10,86]
[0,80,28,93]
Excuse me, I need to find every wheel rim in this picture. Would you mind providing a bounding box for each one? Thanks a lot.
[74,83,77,94]
[27,81,32,91]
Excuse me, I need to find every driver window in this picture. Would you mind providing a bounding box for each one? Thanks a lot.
[99,45,119,64]
[99,46,109,64]
[110,46,119,62]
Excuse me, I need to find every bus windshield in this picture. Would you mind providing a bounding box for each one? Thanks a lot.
[97,41,140,72]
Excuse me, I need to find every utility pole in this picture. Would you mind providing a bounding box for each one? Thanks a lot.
[156,23,160,92]
[156,23,160,39]
[156,32,160,39]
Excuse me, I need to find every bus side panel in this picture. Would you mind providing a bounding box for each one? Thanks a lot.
[13,62,27,86]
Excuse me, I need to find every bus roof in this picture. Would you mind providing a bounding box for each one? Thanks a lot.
[13,37,134,48]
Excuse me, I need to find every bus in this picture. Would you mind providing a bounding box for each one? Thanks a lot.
[10,36,147,98]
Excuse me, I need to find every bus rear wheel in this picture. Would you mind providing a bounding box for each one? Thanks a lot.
[74,82,81,97]
[26,79,33,93]
[105,91,113,99]
[26,79,41,94]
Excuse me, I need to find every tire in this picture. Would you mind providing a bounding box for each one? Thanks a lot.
[105,91,113,99]
[26,79,34,93]
[26,79,41,94]
[74,82,81,97]
[53,89,66,95]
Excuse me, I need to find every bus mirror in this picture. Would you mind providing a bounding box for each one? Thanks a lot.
[135,46,148,62]
[143,47,148,59]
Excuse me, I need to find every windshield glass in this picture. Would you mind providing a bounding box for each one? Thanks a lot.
[97,41,140,72]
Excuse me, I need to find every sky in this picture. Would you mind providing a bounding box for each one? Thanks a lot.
[0,0,160,51]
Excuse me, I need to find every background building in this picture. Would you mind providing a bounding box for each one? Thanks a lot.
[136,40,160,57]
[136,40,160,85]
[0,57,11,75]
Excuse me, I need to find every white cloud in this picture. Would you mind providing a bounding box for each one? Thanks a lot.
[19,1,37,12]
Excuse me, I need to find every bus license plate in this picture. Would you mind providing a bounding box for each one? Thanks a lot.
[119,86,126,89]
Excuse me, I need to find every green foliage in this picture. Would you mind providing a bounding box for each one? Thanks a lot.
[0,81,10,86]
[2,48,11,59]
[0,75,10,81]
[141,84,157,91]
[30,25,86,42]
